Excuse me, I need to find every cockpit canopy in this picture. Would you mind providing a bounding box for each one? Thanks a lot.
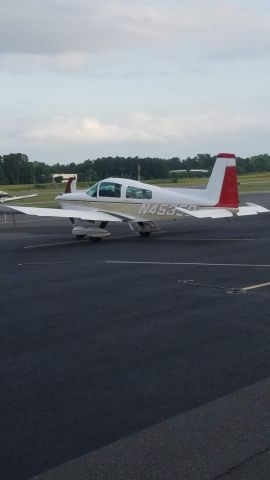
[86,180,153,200]
[99,181,122,198]
[86,183,98,197]
[126,186,152,199]
[86,181,122,198]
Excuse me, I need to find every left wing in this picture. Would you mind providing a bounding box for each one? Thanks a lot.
[0,205,131,222]
[176,203,270,219]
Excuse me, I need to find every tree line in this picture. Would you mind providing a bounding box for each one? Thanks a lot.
[0,152,270,185]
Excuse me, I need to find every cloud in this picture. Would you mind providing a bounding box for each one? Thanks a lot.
[1,0,270,72]
[20,115,163,144]
[13,110,266,148]
[0,52,91,74]
[2,108,270,160]
[0,1,169,56]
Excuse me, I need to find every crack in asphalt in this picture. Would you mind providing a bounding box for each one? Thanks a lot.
[213,446,270,479]
[178,279,245,295]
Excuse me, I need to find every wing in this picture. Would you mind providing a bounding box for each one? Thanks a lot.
[0,194,38,203]
[0,205,132,223]
[176,203,270,219]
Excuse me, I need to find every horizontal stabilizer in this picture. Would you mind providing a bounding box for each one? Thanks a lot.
[237,203,270,216]
[176,207,233,219]
[176,202,270,219]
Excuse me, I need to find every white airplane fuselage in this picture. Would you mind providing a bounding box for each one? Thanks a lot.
[56,177,222,223]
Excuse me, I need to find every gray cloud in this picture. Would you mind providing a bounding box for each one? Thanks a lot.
[0,0,168,56]
[2,108,268,149]
[1,0,270,62]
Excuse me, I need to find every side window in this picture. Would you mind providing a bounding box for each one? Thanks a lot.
[86,182,98,197]
[99,182,122,198]
[126,186,152,199]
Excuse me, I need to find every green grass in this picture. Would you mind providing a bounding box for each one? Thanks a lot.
[235,173,270,191]
[1,172,270,207]
[148,172,270,191]
[146,177,209,188]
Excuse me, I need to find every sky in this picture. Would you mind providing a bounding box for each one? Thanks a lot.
[1,0,270,164]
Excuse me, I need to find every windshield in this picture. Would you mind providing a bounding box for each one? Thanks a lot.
[99,182,122,198]
[86,182,99,197]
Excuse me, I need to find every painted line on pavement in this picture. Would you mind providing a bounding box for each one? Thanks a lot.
[104,261,270,268]
[23,239,89,249]
[152,238,255,242]
[241,281,270,292]
[18,261,78,266]
[23,235,134,248]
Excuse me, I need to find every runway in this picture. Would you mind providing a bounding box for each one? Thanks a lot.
[1,192,270,480]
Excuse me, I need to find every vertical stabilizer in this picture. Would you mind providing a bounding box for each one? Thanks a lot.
[65,177,77,194]
[206,153,239,208]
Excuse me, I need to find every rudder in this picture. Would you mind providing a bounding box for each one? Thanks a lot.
[206,153,239,208]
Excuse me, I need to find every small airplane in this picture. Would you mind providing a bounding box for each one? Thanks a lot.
[1,153,269,241]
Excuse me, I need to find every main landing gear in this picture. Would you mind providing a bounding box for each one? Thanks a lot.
[71,220,159,242]
[137,221,159,238]
[72,220,110,242]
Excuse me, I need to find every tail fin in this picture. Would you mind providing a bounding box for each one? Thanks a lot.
[65,177,77,194]
[206,153,239,208]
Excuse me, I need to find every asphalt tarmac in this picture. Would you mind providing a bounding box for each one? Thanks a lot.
[1,192,270,480]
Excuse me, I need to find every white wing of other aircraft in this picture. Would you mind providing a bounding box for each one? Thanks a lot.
[0,192,38,203]
[1,153,269,240]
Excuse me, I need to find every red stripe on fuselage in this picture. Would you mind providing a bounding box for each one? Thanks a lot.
[215,166,239,208]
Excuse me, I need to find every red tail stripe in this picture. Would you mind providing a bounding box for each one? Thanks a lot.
[217,153,235,159]
[215,166,239,208]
